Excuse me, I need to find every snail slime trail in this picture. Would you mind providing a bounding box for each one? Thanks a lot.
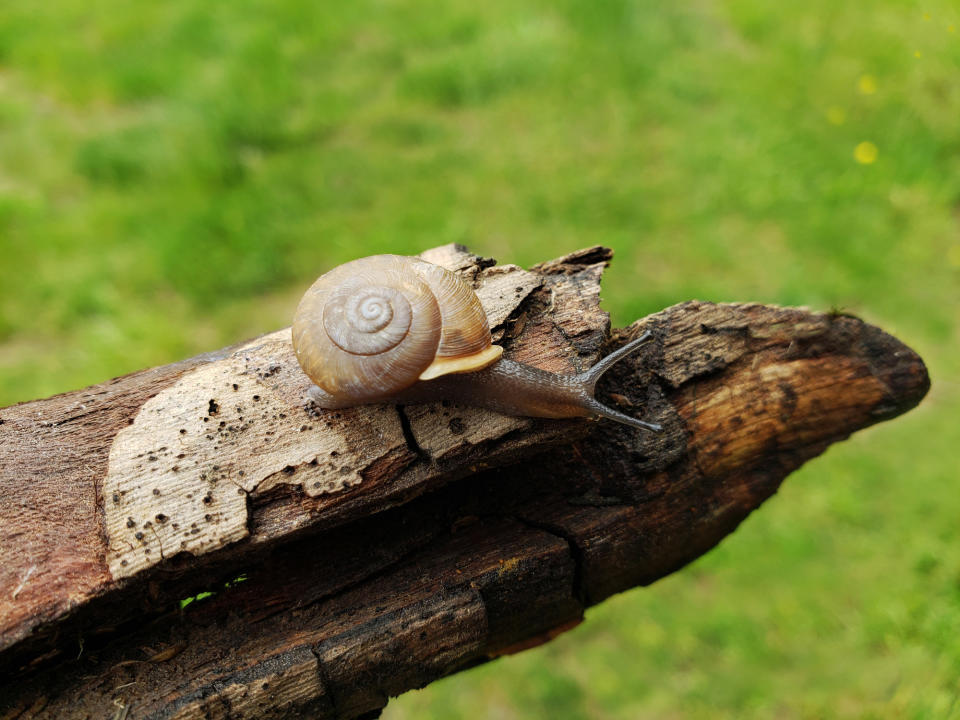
[292,254,661,433]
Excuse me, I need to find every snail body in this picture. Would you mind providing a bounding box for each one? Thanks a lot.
[292,254,660,432]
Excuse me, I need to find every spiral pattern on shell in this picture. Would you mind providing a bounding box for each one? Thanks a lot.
[322,284,411,356]
[292,254,499,405]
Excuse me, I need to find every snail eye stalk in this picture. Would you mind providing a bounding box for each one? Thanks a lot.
[576,332,662,432]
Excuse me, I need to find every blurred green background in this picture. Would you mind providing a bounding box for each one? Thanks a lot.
[1,0,957,717]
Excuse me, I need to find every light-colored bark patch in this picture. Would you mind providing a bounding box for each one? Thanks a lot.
[103,331,405,579]
[474,265,542,334]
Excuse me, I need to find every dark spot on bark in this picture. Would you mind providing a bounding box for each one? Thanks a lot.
[126,518,135,528]
[330,451,339,457]
[282,465,295,475]
[232,384,239,391]
[253,395,261,402]
[134,532,144,541]
[204,514,212,522]
[208,399,219,416]
[148,455,157,462]
[179,429,187,435]
[202,495,213,505]
[112,493,120,503]
[152,488,161,496]
[121,559,128,566]
[779,382,798,420]
[448,418,465,435]
[339,467,352,475]
[155,514,168,523]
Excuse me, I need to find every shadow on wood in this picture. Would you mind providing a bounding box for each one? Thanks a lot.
[0,246,929,719]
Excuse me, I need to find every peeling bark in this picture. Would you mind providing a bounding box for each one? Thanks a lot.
[0,245,929,719]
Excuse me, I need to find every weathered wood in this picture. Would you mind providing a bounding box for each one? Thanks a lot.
[0,246,928,719]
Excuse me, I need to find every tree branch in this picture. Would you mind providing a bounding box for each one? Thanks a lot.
[0,245,928,719]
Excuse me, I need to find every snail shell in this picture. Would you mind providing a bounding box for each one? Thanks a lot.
[292,255,503,405]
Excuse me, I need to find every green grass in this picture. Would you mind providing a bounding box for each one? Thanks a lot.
[1,0,958,717]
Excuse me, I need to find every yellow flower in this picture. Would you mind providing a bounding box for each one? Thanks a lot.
[854,142,878,164]
[858,75,877,95]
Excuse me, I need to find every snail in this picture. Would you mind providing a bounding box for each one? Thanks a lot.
[291,254,661,432]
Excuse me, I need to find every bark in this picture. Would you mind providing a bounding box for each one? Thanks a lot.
[0,245,928,719]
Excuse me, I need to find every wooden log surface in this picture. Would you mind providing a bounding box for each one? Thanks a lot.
[0,245,929,719]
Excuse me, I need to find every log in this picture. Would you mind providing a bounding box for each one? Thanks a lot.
[0,245,928,719]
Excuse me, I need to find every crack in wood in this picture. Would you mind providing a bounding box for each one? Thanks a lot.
[309,645,339,720]
[395,405,428,462]
[513,515,589,607]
